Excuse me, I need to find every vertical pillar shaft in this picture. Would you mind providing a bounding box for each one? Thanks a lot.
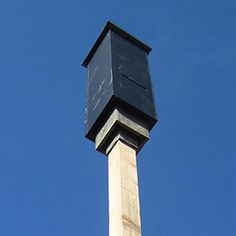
[108,140,142,236]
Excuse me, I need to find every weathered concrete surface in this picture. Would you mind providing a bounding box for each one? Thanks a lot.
[108,140,142,236]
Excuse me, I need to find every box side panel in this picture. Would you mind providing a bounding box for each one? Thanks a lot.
[85,31,113,140]
[111,31,157,122]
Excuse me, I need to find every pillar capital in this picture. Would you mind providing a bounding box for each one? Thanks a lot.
[95,107,149,155]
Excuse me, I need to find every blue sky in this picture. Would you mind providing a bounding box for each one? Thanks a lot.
[0,0,235,235]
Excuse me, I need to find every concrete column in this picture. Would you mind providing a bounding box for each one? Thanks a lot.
[108,140,142,236]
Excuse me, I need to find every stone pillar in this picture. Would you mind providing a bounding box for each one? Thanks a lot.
[108,140,142,236]
[94,108,149,236]
[82,21,158,236]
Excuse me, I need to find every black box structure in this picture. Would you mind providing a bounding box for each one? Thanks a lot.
[82,21,157,142]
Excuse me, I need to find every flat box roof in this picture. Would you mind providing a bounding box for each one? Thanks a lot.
[82,21,152,67]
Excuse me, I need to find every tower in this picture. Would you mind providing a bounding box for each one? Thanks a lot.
[82,21,157,236]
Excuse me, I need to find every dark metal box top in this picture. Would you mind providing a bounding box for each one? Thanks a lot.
[82,21,157,141]
[82,21,152,68]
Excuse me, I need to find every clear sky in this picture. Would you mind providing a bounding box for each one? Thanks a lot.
[0,0,235,235]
